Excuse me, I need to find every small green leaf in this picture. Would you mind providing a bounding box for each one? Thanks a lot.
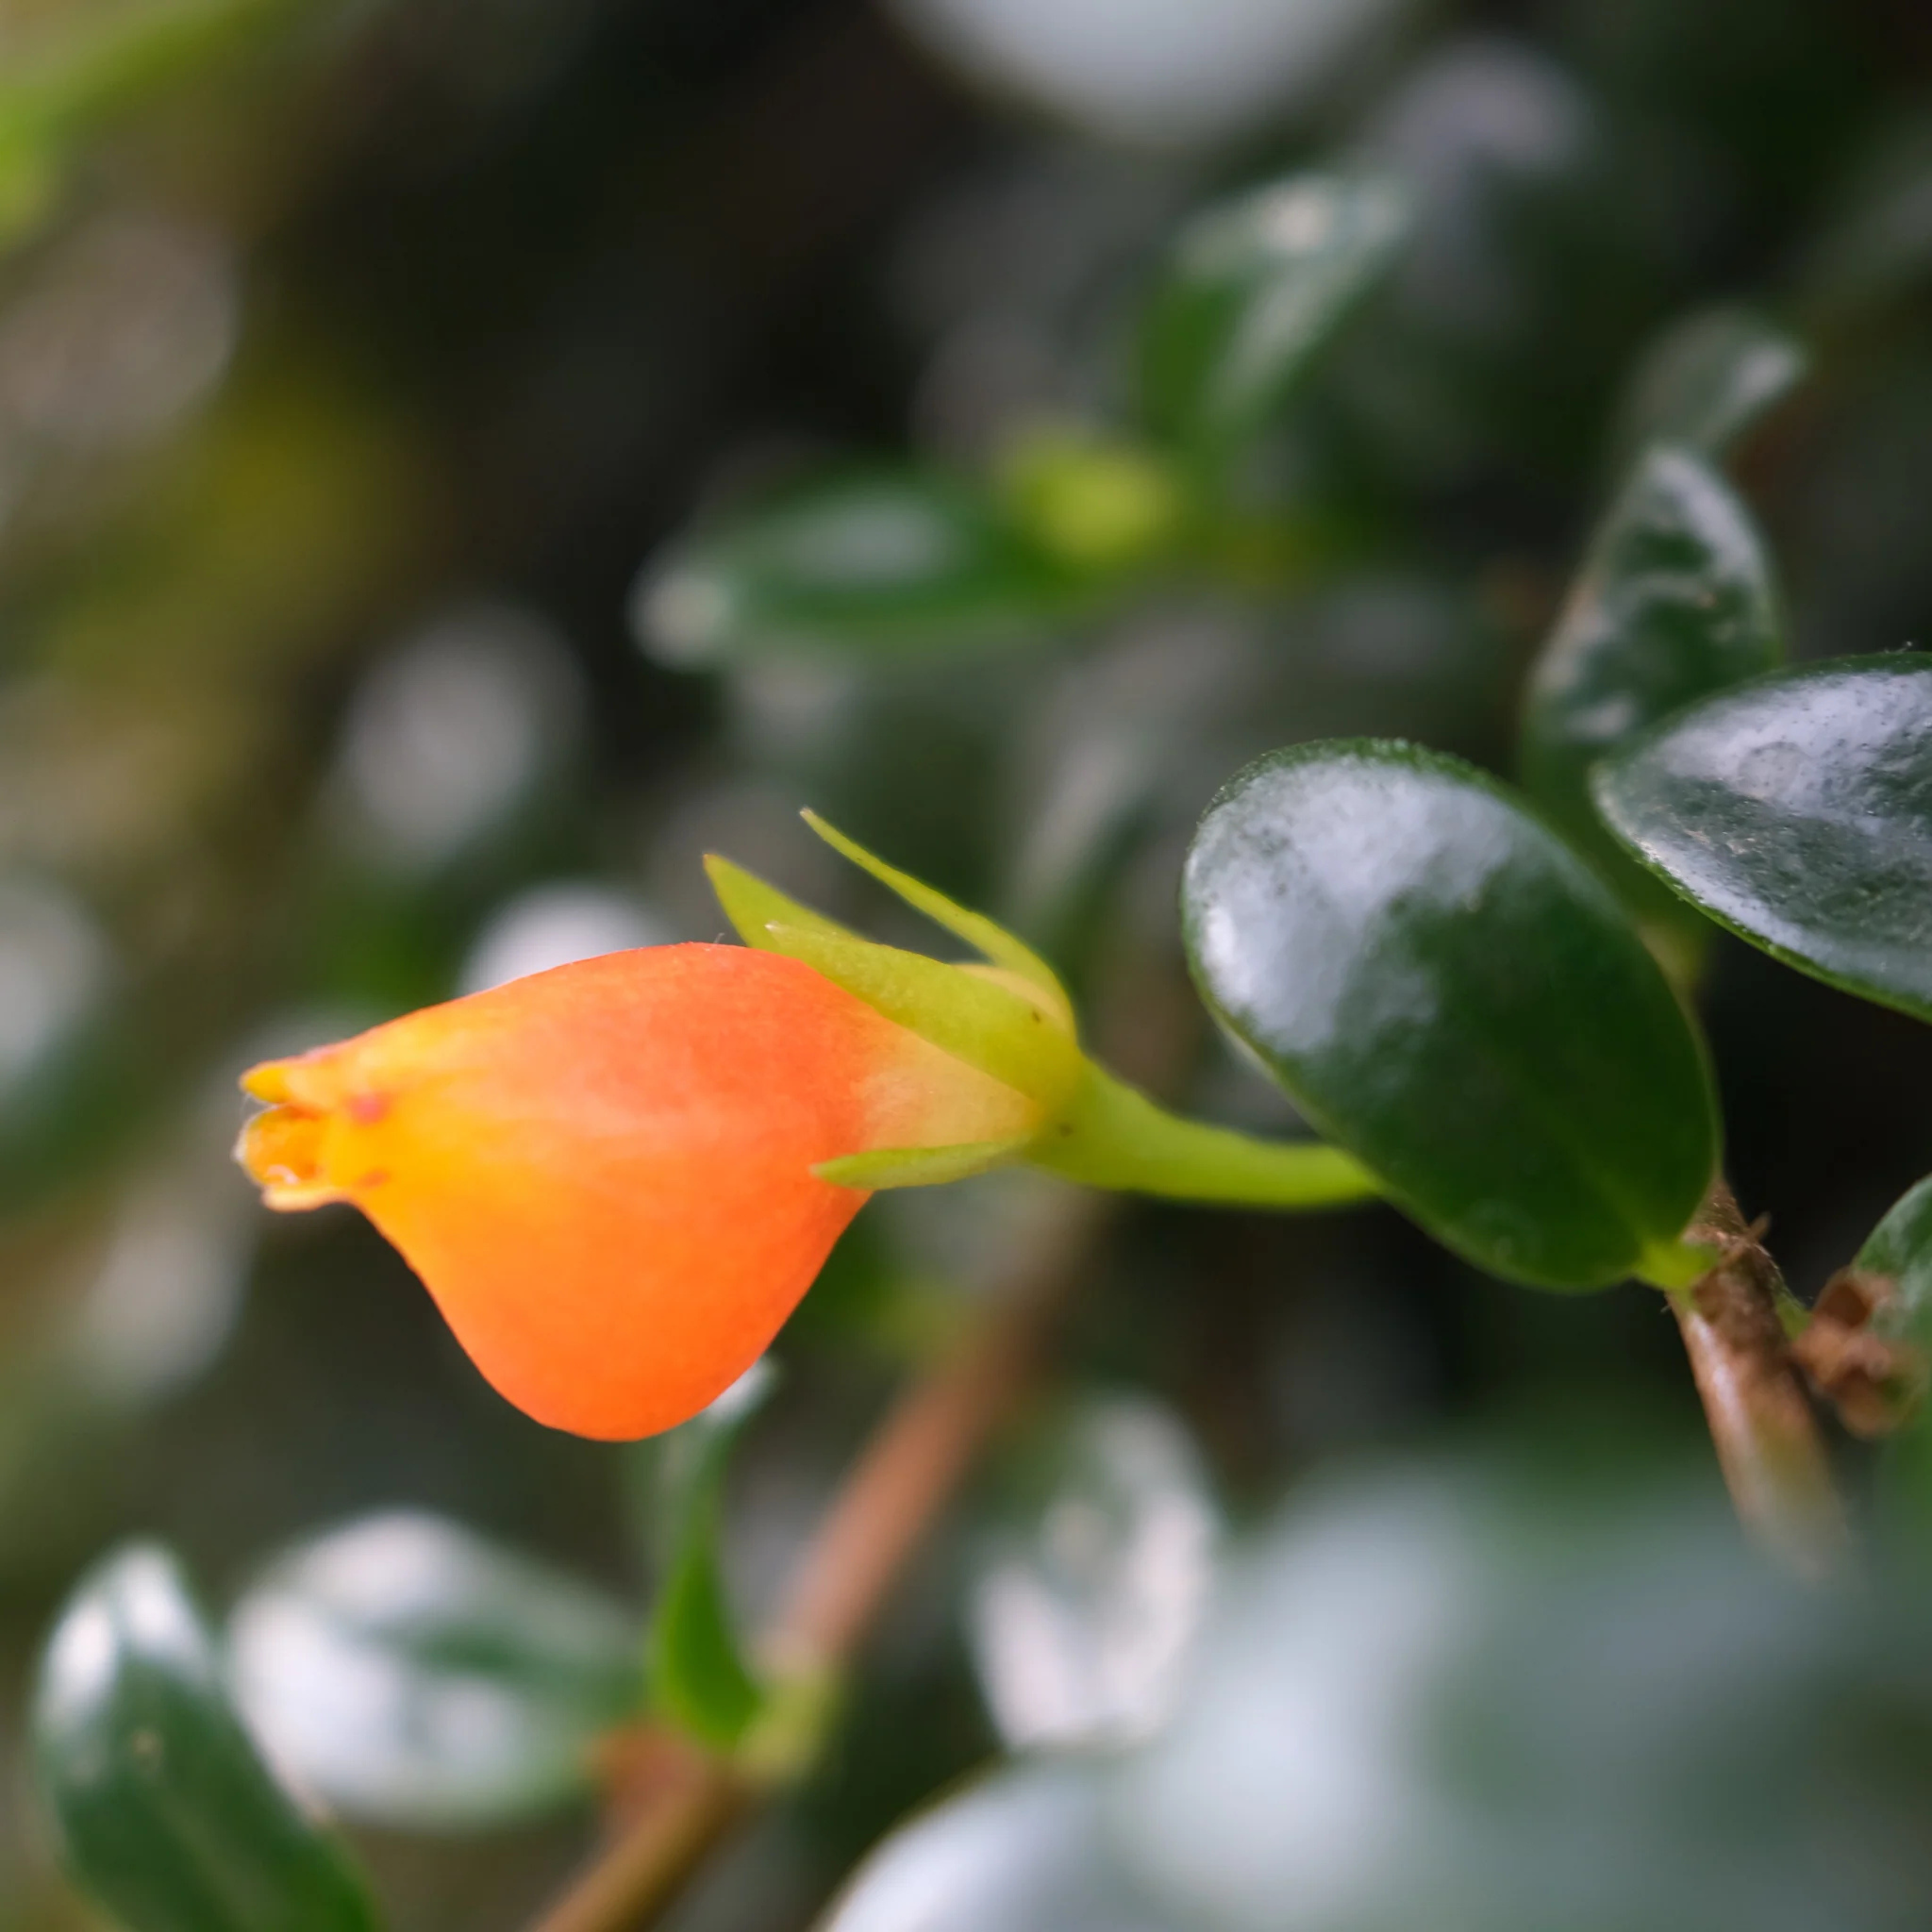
[1594,657,1932,1022]
[1182,741,1718,1289]
[33,1544,381,1932]
[645,1362,776,1749]
[1137,172,1408,470]
[1522,444,1784,902]
[1611,306,1807,465]
[631,472,1077,665]
[227,1513,641,1831]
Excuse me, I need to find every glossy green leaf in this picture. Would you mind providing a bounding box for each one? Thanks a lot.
[1611,306,1807,465]
[645,1361,775,1749]
[226,1512,641,1830]
[33,1544,381,1932]
[1182,741,1718,1289]
[1521,444,1784,898]
[1594,657,1932,1022]
[631,472,1076,665]
[1137,172,1409,469]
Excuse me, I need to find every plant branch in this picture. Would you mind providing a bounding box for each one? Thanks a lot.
[527,1183,1112,1932]
[1671,1181,1849,1581]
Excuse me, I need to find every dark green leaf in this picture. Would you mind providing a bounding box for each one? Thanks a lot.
[644,1361,775,1748]
[1182,740,1718,1289]
[631,472,1076,665]
[1521,444,1783,902]
[33,1544,381,1932]
[227,1512,641,1830]
[1594,656,1932,1022]
[1137,173,1408,469]
[1611,306,1807,465]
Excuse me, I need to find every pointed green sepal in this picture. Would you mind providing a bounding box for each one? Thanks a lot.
[1026,1060,1379,1210]
[816,1138,1033,1191]
[764,920,1080,1110]
[800,810,1074,1029]
[705,854,857,951]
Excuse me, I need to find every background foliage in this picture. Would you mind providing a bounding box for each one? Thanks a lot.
[6,0,1932,1926]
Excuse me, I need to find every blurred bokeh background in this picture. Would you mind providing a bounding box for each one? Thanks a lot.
[6,0,1932,1926]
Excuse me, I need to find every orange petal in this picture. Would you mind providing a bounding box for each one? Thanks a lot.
[236,944,1036,1439]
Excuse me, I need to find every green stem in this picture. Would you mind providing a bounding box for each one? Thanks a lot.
[1026,1060,1380,1209]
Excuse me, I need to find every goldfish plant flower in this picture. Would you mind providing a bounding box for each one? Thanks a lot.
[237,813,1373,1438]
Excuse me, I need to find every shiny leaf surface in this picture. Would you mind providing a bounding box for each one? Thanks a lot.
[1183,741,1718,1287]
[33,1544,381,1932]
[1522,444,1783,893]
[1137,173,1408,468]
[227,1513,641,1830]
[631,473,1074,665]
[1594,657,1932,1021]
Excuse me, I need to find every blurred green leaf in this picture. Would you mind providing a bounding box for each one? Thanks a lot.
[967,1394,1219,1753]
[645,1361,775,1749]
[1137,172,1408,473]
[33,1543,382,1932]
[1182,740,1718,1289]
[1610,306,1807,466]
[819,1761,1182,1932]
[0,0,293,255]
[1521,444,1784,904]
[227,1512,641,1831]
[1594,657,1932,1022]
[632,473,1079,665]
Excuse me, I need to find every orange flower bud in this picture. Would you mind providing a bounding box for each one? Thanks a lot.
[236,944,1038,1439]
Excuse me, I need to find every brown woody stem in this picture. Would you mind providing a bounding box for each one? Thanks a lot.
[1670,1182,1849,1581]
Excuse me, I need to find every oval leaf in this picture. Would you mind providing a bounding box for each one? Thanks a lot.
[631,473,1074,666]
[1611,306,1807,465]
[1522,444,1784,890]
[33,1544,381,1932]
[1594,657,1932,1021]
[1182,740,1718,1288]
[227,1512,641,1831]
[1137,173,1408,468]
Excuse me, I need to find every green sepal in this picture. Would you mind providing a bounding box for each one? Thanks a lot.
[765,920,1079,1110]
[705,844,1080,1112]
[1026,1061,1378,1210]
[705,854,858,951]
[800,811,1073,1024]
[816,1139,1033,1191]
